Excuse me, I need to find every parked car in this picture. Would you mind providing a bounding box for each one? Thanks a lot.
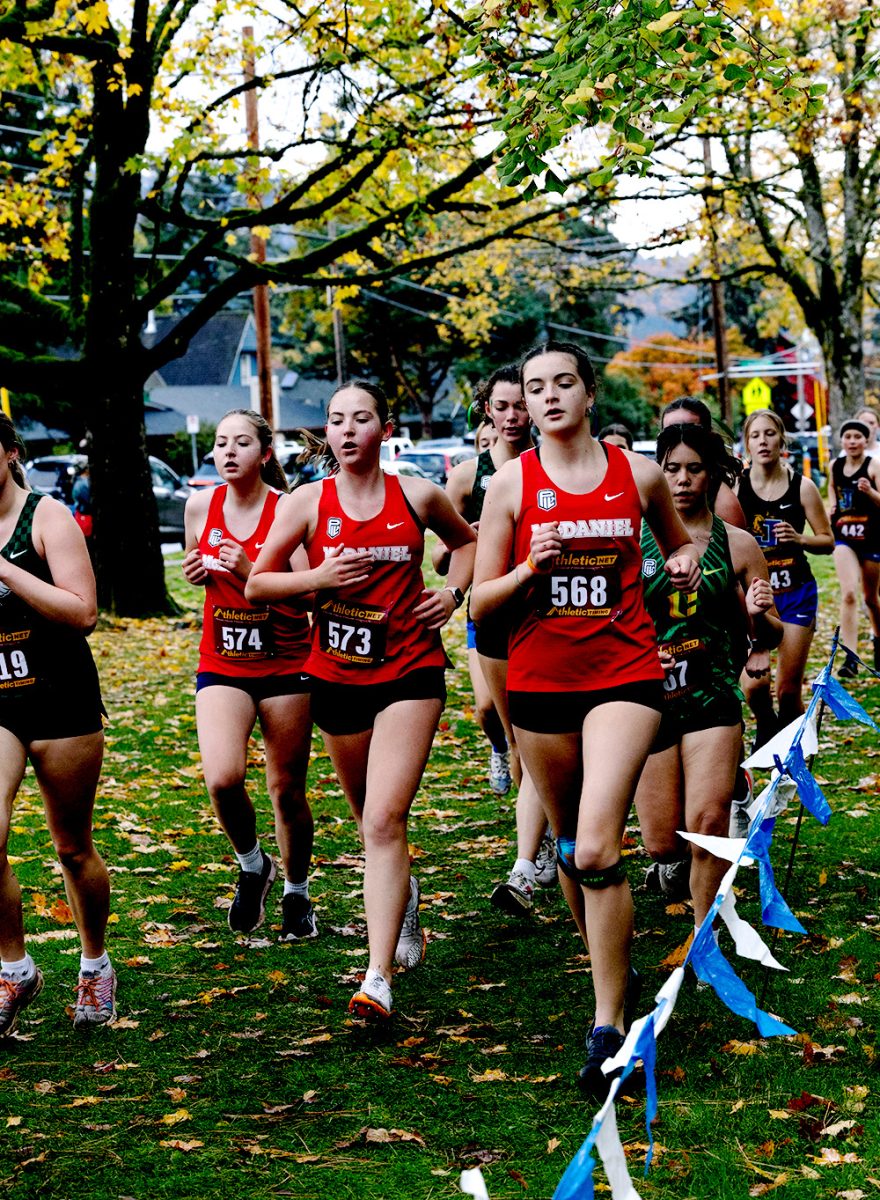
[394,445,475,484]
[379,436,415,465]
[631,439,658,460]
[26,453,191,543]
[187,453,223,489]
[381,459,431,479]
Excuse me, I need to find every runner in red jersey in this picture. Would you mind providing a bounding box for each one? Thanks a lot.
[182,410,316,944]
[471,341,700,1097]
[248,380,475,1020]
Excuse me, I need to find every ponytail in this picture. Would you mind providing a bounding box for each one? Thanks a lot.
[0,412,29,490]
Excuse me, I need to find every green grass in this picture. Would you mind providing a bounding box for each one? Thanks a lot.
[1,552,877,1199]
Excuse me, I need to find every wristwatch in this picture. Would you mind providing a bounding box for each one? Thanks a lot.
[443,585,465,608]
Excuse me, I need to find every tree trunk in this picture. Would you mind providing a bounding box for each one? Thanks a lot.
[88,378,170,615]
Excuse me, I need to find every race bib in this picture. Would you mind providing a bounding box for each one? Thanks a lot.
[537,550,622,618]
[212,606,274,659]
[766,552,807,593]
[836,514,867,541]
[317,598,388,666]
[0,628,35,690]
[660,636,708,701]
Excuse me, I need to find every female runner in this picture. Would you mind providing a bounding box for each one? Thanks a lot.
[0,414,114,1036]
[635,423,782,925]
[660,397,747,528]
[829,418,880,679]
[435,367,555,911]
[182,410,316,941]
[247,380,476,1019]
[475,420,498,453]
[471,341,701,1094]
[736,410,833,746]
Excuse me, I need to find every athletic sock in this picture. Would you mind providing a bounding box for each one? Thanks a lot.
[513,857,536,884]
[283,878,309,898]
[236,842,264,874]
[1,954,36,982]
[80,952,112,975]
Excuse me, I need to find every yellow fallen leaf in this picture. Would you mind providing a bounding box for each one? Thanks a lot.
[720,1040,762,1056]
[768,1110,790,1120]
[547,1137,561,1153]
[160,1139,203,1151]
[470,1069,508,1083]
[6,1116,22,1127]
[810,1148,861,1165]
[731,1099,745,1113]
[168,860,191,872]
[160,1109,191,1126]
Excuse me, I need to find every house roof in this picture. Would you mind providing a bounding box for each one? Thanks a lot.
[145,375,335,434]
[143,311,256,387]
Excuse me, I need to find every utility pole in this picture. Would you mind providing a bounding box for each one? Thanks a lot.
[326,222,347,386]
[703,138,730,427]
[243,28,274,429]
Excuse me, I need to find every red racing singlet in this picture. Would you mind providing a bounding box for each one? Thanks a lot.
[508,445,663,693]
[304,474,447,684]
[197,485,311,677]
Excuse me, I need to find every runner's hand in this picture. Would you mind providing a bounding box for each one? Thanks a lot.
[182,547,208,585]
[217,537,252,580]
[744,647,771,679]
[664,553,701,592]
[745,577,774,617]
[412,587,457,629]
[312,544,373,590]
[529,522,562,569]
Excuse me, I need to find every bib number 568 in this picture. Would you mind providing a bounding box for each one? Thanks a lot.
[550,574,608,608]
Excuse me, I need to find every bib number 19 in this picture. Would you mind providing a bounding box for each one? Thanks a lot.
[0,649,30,683]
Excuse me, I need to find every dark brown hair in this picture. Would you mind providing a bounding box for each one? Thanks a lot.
[0,413,29,489]
[656,422,741,507]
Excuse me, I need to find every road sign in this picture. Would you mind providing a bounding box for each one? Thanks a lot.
[186,413,200,434]
[742,377,771,414]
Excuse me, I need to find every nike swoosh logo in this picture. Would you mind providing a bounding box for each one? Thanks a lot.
[9,549,26,560]
[604,492,624,502]
[778,504,792,510]
[701,567,723,576]
[387,522,404,530]
[255,542,265,548]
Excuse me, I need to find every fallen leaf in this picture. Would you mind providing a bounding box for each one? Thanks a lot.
[159,1139,203,1151]
[470,1069,508,1083]
[547,1138,560,1153]
[48,898,74,924]
[160,1109,191,1126]
[6,1116,22,1127]
[165,1088,187,1103]
[811,1148,861,1166]
[362,1127,425,1147]
[720,1040,762,1056]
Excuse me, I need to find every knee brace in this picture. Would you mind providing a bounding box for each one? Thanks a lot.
[555,838,626,888]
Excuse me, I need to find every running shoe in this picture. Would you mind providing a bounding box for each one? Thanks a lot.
[0,968,44,1039]
[279,893,318,942]
[73,968,117,1029]
[488,749,512,795]
[394,876,426,969]
[644,856,691,901]
[729,766,754,839]
[838,653,859,681]
[490,867,534,915]
[349,968,393,1020]
[228,851,276,933]
[534,835,558,887]
[577,1024,626,1098]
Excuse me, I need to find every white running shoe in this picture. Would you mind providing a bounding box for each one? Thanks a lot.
[728,766,754,839]
[488,750,512,795]
[73,968,117,1029]
[394,876,426,969]
[349,968,393,1020]
[534,835,557,887]
[490,867,534,915]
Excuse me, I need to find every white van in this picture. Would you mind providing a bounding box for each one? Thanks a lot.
[380,435,414,463]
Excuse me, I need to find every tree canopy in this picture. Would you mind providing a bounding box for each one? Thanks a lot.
[0,0,609,613]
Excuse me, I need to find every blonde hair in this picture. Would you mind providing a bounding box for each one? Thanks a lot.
[217,409,289,493]
[742,408,787,452]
